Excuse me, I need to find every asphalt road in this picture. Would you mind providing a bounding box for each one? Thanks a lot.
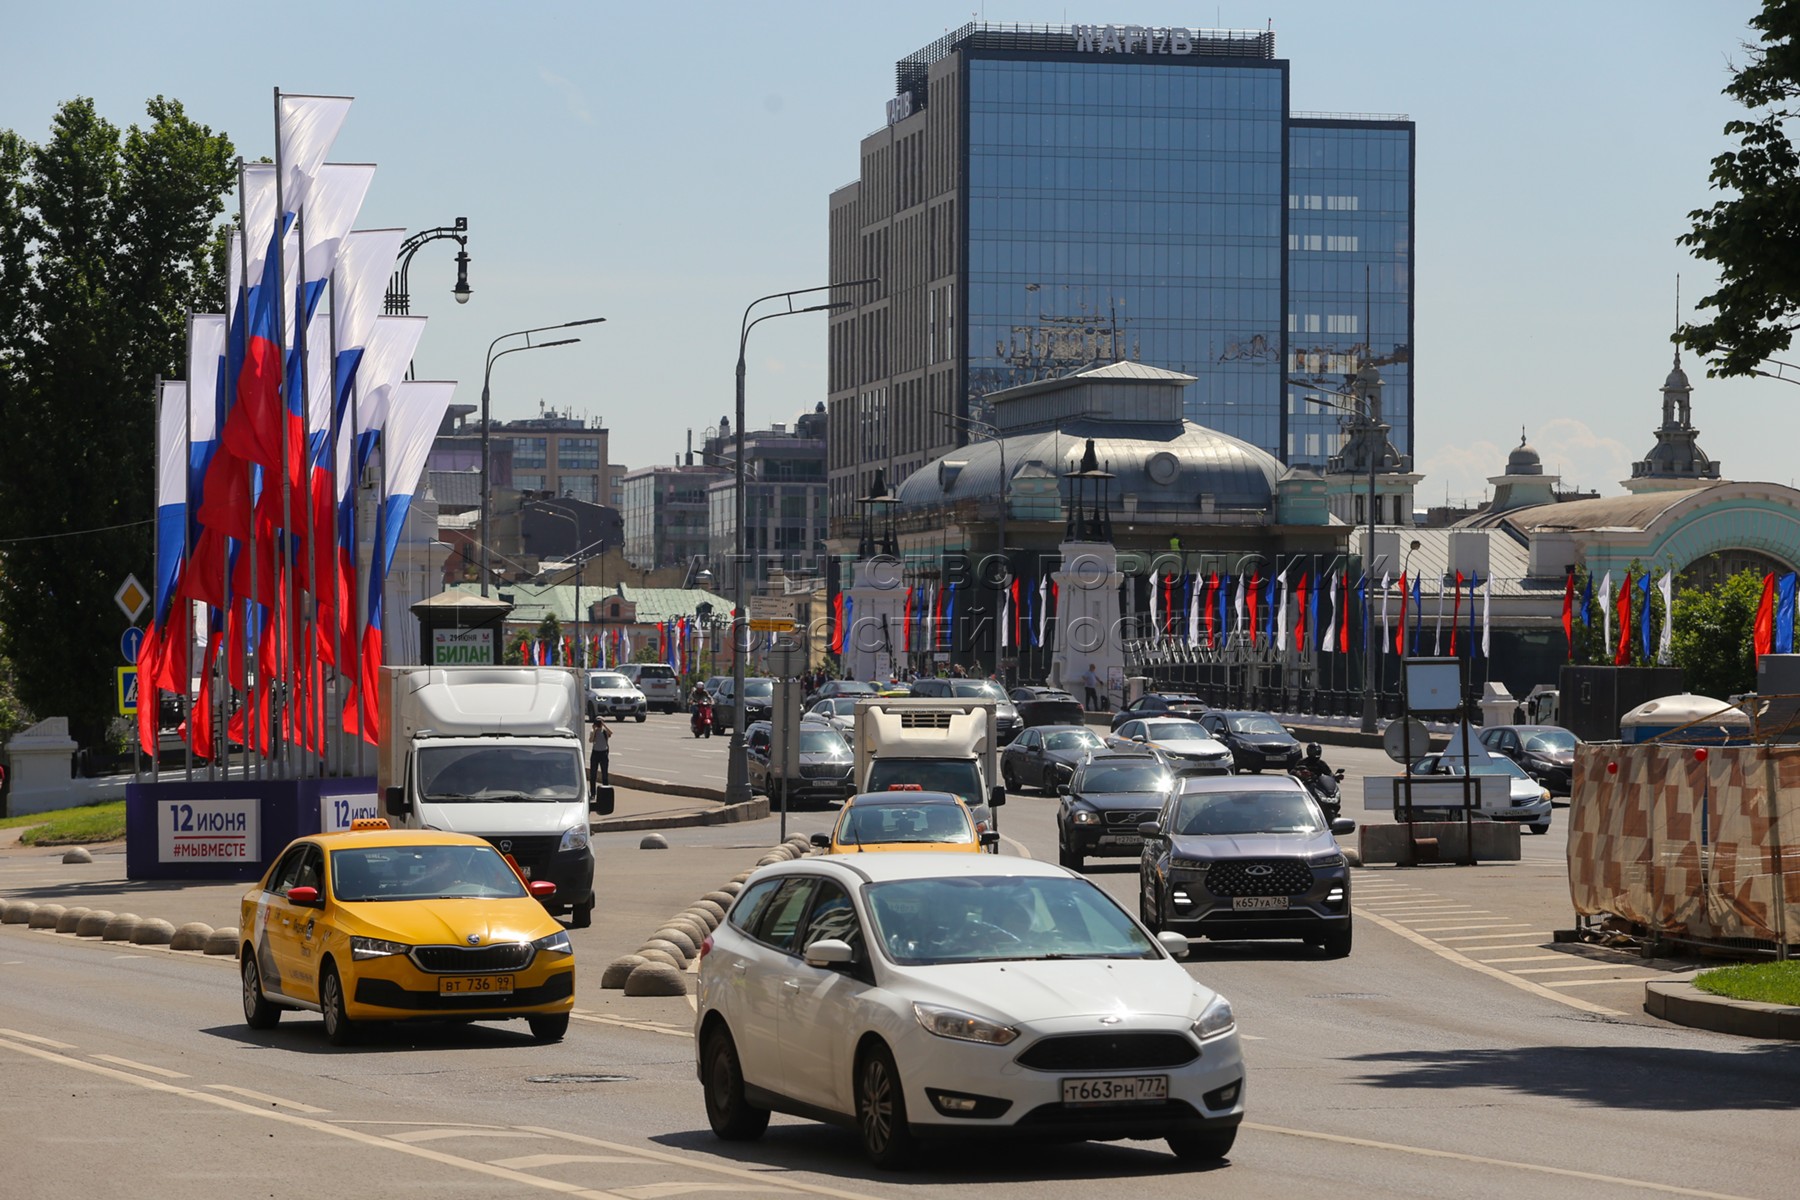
[3,719,1796,1198]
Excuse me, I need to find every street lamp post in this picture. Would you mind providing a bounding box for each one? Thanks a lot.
[725,280,878,806]
[528,503,608,670]
[933,408,1008,680]
[478,318,606,596]
[385,218,472,315]
[1299,363,1386,733]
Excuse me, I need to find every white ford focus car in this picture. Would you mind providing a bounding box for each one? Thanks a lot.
[694,853,1245,1168]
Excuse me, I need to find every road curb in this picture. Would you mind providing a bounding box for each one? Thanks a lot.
[1644,979,1800,1039]
[594,797,768,833]
[610,773,726,804]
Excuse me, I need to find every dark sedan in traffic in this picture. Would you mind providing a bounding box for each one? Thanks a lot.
[1010,686,1088,730]
[1199,710,1303,773]
[1477,724,1580,796]
[1109,691,1211,730]
[1056,752,1174,871]
[1000,724,1106,794]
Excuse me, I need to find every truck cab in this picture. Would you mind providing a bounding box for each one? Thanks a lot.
[378,666,614,928]
[851,697,1006,850]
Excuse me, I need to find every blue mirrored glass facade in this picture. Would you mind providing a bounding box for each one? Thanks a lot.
[967,58,1287,452]
[1285,121,1414,465]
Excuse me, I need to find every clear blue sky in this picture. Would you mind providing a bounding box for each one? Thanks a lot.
[2,1,1777,503]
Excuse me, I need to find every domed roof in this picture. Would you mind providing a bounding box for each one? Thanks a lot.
[1505,432,1543,476]
[896,417,1281,513]
[1663,362,1691,393]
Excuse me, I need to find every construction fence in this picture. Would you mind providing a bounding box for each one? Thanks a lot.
[1568,743,1800,949]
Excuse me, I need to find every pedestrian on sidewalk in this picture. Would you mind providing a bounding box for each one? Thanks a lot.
[589,714,612,787]
[1082,663,1104,712]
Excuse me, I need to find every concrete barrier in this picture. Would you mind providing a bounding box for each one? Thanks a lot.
[27,904,66,929]
[130,919,176,946]
[601,955,647,989]
[623,961,688,996]
[170,922,214,951]
[202,928,240,955]
[1357,820,1521,865]
[54,907,92,933]
[75,910,116,937]
[1646,981,1800,1039]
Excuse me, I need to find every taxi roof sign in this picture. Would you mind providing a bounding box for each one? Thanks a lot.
[349,817,391,831]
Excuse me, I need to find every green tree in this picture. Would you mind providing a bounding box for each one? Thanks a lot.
[1671,568,1767,698]
[1678,1,1800,375]
[0,97,234,746]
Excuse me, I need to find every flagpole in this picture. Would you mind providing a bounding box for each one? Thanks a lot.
[294,200,316,779]
[271,88,296,779]
[326,263,342,779]
[180,321,196,783]
[234,158,261,782]
[349,360,365,777]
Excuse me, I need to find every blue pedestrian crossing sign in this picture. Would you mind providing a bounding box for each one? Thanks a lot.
[117,667,139,717]
[121,626,146,664]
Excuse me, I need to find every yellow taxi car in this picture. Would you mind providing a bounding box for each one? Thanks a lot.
[807,788,996,854]
[239,820,575,1045]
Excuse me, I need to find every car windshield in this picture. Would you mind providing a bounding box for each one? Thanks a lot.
[1044,730,1104,751]
[637,667,674,680]
[865,875,1159,965]
[1524,730,1577,753]
[800,729,849,755]
[864,759,984,807]
[588,674,630,691]
[836,802,972,846]
[822,698,858,714]
[1173,789,1323,835]
[830,681,877,694]
[416,745,584,802]
[1078,762,1171,793]
[1143,719,1208,740]
[1227,715,1287,735]
[743,679,773,698]
[329,844,527,902]
[1442,755,1530,779]
[949,681,1007,701]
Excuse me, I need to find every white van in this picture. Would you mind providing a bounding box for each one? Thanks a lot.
[619,663,681,712]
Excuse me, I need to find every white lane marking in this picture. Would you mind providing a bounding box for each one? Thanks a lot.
[206,1084,330,1113]
[0,1040,618,1200]
[489,1154,647,1168]
[570,1011,690,1039]
[1452,943,1551,953]
[1394,911,1492,921]
[1544,977,1661,988]
[517,1124,895,1200]
[1471,955,1574,964]
[1355,909,1619,1016]
[1513,964,1640,976]
[1000,832,1033,859]
[333,1120,506,1127]
[616,1186,790,1199]
[1240,1033,1266,1041]
[388,1128,553,1144]
[1434,931,1551,942]
[1410,923,1535,933]
[1244,1121,1764,1199]
[2,960,22,965]
[0,1027,74,1049]
[91,1054,188,1079]
[110,954,148,961]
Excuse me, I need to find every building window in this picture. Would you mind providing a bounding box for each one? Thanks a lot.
[1354,493,1365,523]
[1325,235,1360,252]
[558,437,600,470]
[515,474,546,491]
[561,475,599,502]
[512,438,547,469]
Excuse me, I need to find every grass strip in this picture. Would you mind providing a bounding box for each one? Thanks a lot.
[1692,960,1800,1007]
[0,800,126,846]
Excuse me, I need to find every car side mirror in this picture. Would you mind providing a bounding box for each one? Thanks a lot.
[286,886,322,908]
[529,880,558,899]
[590,784,615,816]
[989,785,1007,809]
[810,832,831,848]
[1331,818,1357,836]
[803,938,856,969]
[1132,734,1147,743]
[1056,782,1071,795]
[1334,769,1346,781]
[383,785,410,817]
[1156,930,1190,959]
[979,830,1000,848]
[1138,821,1162,838]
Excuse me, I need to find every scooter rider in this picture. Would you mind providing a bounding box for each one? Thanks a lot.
[1299,742,1333,779]
[689,682,714,734]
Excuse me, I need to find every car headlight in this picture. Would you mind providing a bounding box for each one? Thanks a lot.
[913,1002,1019,1045]
[1193,994,1236,1040]
[1307,850,1347,868]
[1541,789,1552,803]
[559,823,590,852]
[533,930,573,956]
[351,936,409,961]
[1071,809,1100,825]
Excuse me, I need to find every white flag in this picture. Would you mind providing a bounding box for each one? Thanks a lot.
[1481,572,1492,657]
[1380,571,1392,658]
[1433,575,1446,655]
[1598,570,1614,649]
[1658,572,1674,663]
[999,582,1011,650]
[277,93,353,218]
[1037,575,1049,646]
[1187,573,1200,647]
[1323,575,1339,654]
[1234,574,1246,642]
[380,381,459,573]
[1276,567,1291,649]
[1147,569,1160,644]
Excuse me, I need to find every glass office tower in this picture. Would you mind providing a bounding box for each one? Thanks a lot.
[827,23,1414,516]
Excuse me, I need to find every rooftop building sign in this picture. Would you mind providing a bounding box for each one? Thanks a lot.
[1071,25,1207,55]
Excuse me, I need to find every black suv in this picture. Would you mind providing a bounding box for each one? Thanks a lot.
[1057,751,1174,871]
[744,720,855,807]
[1138,775,1356,956]
[908,678,1023,743]
[1198,710,1303,773]
[1109,692,1210,731]
[1477,724,1579,797]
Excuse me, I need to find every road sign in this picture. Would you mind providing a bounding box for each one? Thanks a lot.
[115,575,150,623]
[121,626,146,664]
[117,666,139,717]
[1383,716,1431,763]
[747,595,797,633]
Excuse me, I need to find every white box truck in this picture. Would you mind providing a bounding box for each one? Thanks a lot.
[851,697,1007,849]
[379,665,614,927]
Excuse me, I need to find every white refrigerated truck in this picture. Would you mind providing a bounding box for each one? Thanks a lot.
[378,665,613,927]
[850,697,1007,849]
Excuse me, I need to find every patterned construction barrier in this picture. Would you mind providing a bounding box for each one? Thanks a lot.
[1569,744,1800,944]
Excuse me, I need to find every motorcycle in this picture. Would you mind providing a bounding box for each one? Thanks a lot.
[690,700,714,739]
[1290,765,1346,823]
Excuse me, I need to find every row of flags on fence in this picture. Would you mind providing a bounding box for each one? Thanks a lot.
[826,568,1497,658]
[1753,571,1800,658]
[136,90,455,761]
[1561,569,1675,663]
[513,621,708,671]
